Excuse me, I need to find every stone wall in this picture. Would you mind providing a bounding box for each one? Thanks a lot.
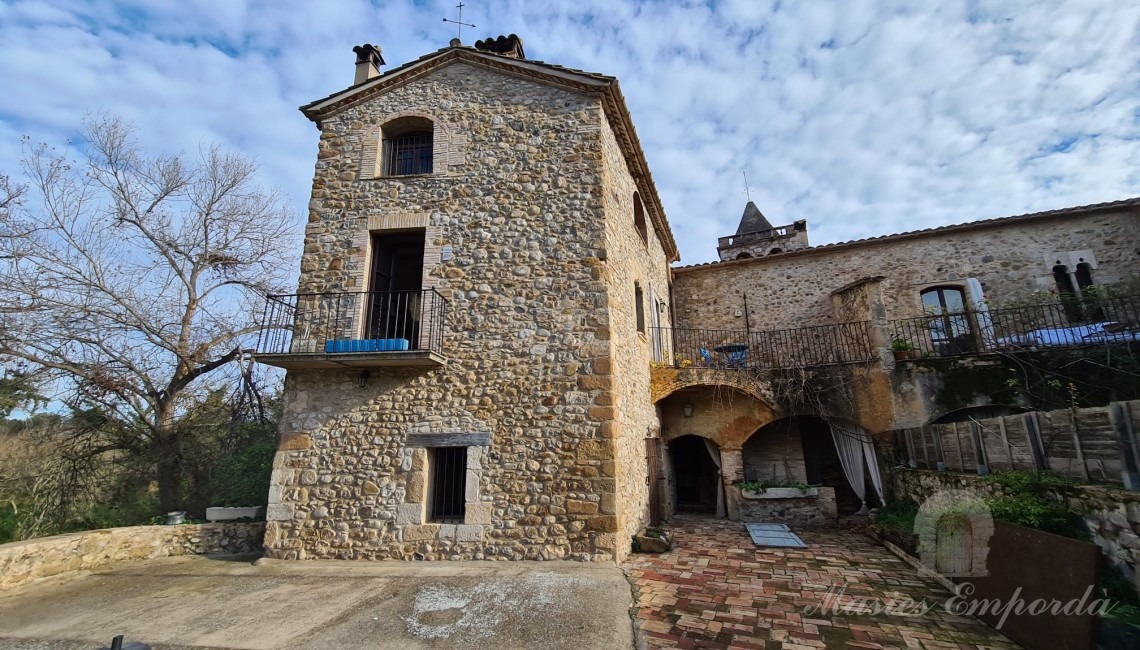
[674,207,1140,333]
[269,61,673,562]
[738,486,837,527]
[598,114,674,561]
[893,469,1140,597]
[0,522,264,592]
[742,418,808,483]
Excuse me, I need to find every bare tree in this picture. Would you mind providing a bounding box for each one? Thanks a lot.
[0,115,297,511]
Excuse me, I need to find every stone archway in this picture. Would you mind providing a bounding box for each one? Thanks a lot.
[650,367,774,405]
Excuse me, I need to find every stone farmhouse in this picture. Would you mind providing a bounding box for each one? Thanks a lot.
[255,35,1140,562]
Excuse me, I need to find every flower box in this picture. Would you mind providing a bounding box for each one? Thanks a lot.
[741,486,819,499]
[206,506,262,521]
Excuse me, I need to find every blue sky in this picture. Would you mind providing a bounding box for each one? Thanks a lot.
[2,0,1138,265]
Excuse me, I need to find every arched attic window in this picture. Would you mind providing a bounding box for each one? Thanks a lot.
[382,116,433,176]
[735,252,752,260]
[633,192,648,246]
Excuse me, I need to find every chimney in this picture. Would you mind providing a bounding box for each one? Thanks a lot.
[474,34,526,59]
[352,44,385,85]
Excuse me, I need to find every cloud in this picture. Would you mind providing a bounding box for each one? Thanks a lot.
[2,0,1138,266]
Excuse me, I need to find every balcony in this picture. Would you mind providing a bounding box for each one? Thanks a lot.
[650,321,877,370]
[890,294,1140,359]
[254,289,447,369]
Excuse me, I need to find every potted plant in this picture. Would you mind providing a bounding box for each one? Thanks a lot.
[891,338,918,360]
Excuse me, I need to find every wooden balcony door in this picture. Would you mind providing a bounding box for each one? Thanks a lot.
[367,231,425,345]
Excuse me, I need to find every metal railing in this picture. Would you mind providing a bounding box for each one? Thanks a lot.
[650,321,876,370]
[890,294,1140,358]
[255,289,447,356]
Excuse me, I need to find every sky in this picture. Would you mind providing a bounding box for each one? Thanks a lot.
[1,0,1138,266]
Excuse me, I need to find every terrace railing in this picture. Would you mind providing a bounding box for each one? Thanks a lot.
[889,294,1140,358]
[255,289,447,357]
[650,321,876,370]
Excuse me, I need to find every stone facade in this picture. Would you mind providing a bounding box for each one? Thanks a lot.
[0,522,264,592]
[266,48,675,562]
[676,206,1140,332]
[265,38,1140,563]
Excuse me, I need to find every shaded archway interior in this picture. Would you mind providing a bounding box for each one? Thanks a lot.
[668,434,719,513]
[742,415,870,515]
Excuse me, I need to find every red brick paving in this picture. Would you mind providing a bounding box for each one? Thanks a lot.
[622,515,1020,650]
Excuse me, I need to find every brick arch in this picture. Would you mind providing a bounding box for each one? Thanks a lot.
[650,367,773,405]
[362,111,464,178]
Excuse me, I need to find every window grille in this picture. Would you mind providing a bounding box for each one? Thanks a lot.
[430,446,466,522]
[384,132,433,176]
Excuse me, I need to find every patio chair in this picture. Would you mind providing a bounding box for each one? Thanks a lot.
[699,348,716,368]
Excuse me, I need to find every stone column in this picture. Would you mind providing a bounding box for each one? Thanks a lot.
[721,448,744,521]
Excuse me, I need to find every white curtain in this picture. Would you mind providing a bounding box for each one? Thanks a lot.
[703,438,726,518]
[967,277,994,350]
[829,421,884,515]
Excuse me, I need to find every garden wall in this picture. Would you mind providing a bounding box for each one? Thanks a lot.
[895,400,1140,486]
[0,521,264,592]
[894,469,1140,596]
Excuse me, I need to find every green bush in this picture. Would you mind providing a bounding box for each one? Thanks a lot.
[874,498,919,535]
[208,439,276,508]
[982,470,1083,538]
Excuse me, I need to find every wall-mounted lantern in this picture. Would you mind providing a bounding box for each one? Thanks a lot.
[683,402,694,418]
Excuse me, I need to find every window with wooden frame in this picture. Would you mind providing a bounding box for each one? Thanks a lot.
[920,286,975,355]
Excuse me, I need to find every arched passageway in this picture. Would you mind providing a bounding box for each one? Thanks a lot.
[669,435,721,514]
[742,415,875,516]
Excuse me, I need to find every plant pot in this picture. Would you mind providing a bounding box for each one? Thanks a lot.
[206,506,262,522]
[165,511,186,525]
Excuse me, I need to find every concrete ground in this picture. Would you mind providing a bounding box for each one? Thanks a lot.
[0,555,634,650]
[623,515,1021,649]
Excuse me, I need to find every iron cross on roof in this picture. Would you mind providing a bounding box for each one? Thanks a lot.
[443,2,476,41]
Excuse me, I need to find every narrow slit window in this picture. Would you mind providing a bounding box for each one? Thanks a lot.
[635,282,645,333]
[429,447,466,523]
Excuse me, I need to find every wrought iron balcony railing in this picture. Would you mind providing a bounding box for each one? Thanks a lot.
[650,321,876,370]
[889,294,1140,359]
[254,289,447,365]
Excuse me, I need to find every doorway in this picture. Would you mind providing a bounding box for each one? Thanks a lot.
[669,435,719,514]
[366,231,425,344]
[799,416,867,515]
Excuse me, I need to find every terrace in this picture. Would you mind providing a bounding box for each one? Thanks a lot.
[890,293,1140,359]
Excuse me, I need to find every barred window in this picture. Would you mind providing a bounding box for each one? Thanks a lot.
[381,117,433,176]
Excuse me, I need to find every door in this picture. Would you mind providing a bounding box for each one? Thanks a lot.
[367,232,425,345]
[646,437,662,526]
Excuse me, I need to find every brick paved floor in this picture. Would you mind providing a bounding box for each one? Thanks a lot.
[622,515,1021,650]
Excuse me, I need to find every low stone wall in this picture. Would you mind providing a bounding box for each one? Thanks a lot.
[0,522,264,592]
[894,469,1140,596]
[738,487,837,527]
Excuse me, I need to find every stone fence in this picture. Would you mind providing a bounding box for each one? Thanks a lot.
[0,521,265,592]
[893,469,1140,596]
[894,400,1140,487]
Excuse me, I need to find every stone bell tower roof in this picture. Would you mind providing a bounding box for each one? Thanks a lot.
[736,201,774,235]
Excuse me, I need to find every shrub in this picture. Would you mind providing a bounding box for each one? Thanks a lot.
[208,439,276,508]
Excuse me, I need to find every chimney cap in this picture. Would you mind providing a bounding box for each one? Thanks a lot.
[474,34,525,59]
[352,43,385,67]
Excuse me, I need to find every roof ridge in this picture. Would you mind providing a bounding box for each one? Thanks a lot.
[676,196,1140,271]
